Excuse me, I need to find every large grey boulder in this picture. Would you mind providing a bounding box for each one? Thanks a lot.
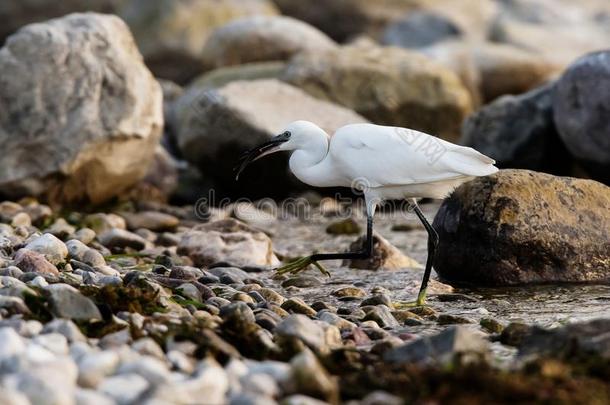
[118,0,278,83]
[202,15,337,70]
[553,51,610,183]
[461,84,572,174]
[282,44,472,142]
[433,170,610,286]
[0,13,163,204]
[171,79,367,198]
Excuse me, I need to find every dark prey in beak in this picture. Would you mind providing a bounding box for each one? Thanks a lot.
[234,132,290,180]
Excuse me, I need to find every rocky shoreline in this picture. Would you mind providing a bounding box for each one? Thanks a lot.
[0,198,608,404]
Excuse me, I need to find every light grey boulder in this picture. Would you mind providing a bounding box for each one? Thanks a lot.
[0,13,163,204]
[202,15,337,69]
[172,78,366,197]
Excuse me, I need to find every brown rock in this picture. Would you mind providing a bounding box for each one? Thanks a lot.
[342,232,421,270]
[433,169,610,285]
[177,218,279,267]
[282,44,472,141]
[14,249,59,275]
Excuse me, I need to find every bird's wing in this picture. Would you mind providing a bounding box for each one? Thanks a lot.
[329,123,497,188]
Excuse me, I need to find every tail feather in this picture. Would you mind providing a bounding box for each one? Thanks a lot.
[446,146,498,177]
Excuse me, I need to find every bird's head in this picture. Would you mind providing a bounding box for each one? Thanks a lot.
[234,120,325,180]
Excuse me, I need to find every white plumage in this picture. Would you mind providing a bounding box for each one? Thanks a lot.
[282,121,497,206]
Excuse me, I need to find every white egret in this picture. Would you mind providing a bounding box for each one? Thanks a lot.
[236,121,498,306]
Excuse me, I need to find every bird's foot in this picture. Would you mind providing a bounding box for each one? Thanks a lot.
[393,288,427,309]
[275,256,330,277]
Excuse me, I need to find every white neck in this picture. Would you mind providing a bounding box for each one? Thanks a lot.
[289,130,335,187]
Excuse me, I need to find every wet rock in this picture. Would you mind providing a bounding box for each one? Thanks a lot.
[210,267,250,284]
[119,0,278,83]
[98,229,148,251]
[317,311,356,331]
[434,170,610,285]
[24,234,67,265]
[553,51,610,182]
[178,219,279,267]
[281,276,323,289]
[362,305,399,328]
[282,44,472,141]
[45,284,102,321]
[290,349,339,403]
[437,314,473,325]
[121,211,179,232]
[281,298,317,317]
[391,310,424,325]
[461,84,571,174]
[343,232,421,270]
[500,322,531,347]
[480,318,504,334]
[325,218,361,235]
[169,266,204,281]
[384,326,490,365]
[331,286,366,299]
[258,288,286,305]
[202,15,336,69]
[275,314,340,355]
[172,78,366,198]
[519,319,610,359]
[361,294,393,308]
[0,13,162,204]
[14,249,59,275]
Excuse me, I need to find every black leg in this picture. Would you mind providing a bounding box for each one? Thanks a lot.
[411,202,439,304]
[310,214,373,261]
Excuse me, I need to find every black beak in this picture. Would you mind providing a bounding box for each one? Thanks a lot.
[234,132,290,180]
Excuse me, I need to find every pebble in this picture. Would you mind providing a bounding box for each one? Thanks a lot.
[73,228,96,244]
[281,297,317,317]
[362,306,399,328]
[437,314,473,325]
[10,212,31,228]
[99,373,149,404]
[98,228,148,251]
[121,211,180,232]
[361,294,393,308]
[281,276,323,288]
[44,218,76,239]
[45,284,102,321]
[14,249,59,275]
[24,233,68,265]
[331,286,366,298]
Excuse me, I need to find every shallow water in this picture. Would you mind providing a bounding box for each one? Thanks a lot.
[264,201,610,333]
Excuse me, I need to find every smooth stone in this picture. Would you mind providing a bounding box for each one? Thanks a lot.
[331,286,366,298]
[14,249,59,275]
[98,228,148,251]
[281,276,323,288]
[99,373,149,405]
[275,314,340,355]
[281,298,317,317]
[121,211,179,232]
[24,233,68,265]
[362,305,399,328]
[290,349,338,403]
[384,326,490,365]
[45,284,102,321]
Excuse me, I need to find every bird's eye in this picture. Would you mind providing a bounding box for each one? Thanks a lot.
[284,131,291,137]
